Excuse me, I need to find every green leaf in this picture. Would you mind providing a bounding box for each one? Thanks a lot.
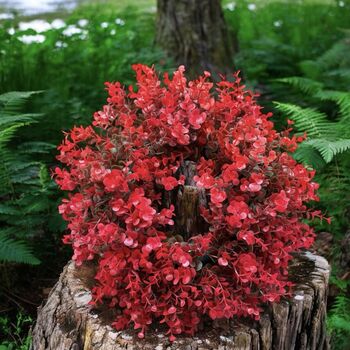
[0,230,40,265]
[275,77,324,95]
[304,139,350,163]
[293,143,326,170]
[17,142,56,154]
[274,102,335,138]
[0,91,43,115]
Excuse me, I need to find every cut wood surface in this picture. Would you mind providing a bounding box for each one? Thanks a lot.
[31,251,330,350]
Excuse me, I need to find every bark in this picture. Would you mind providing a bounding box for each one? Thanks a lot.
[31,252,330,350]
[173,161,208,240]
[156,0,235,78]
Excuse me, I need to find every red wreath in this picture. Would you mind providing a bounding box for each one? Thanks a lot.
[55,65,321,341]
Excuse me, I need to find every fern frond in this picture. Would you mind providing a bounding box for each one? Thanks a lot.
[316,41,349,70]
[0,124,27,149]
[16,194,50,214]
[6,160,41,172]
[10,169,42,186]
[0,229,40,265]
[304,139,350,163]
[327,68,350,81]
[0,91,42,115]
[328,315,350,332]
[0,204,18,215]
[0,125,27,195]
[328,294,350,326]
[17,142,56,154]
[275,77,323,95]
[274,102,335,138]
[293,143,326,169]
[314,90,350,124]
[0,114,40,128]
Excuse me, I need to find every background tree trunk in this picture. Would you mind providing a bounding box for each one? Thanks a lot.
[156,0,235,78]
[31,252,330,350]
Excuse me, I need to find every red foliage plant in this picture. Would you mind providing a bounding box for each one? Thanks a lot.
[54,65,321,341]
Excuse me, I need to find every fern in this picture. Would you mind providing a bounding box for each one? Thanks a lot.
[0,91,42,115]
[274,102,336,138]
[17,141,56,154]
[0,91,58,265]
[316,41,349,69]
[274,77,350,165]
[275,77,324,95]
[293,143,326,170]
[0,229,40,265]
[327,68,350,81]
[303,139,350,164]
[328,294,350,349]
[314,90,350,127]
[299,31,350,90]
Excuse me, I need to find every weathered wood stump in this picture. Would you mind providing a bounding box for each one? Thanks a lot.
[31,251,329,350]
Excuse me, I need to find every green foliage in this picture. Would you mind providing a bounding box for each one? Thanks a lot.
[274,102,335,138]
[224,0,350,83]
[0,312,32,350]
[274,96,350,167]
[274,74,350,238]
[0,229,39,265]
[275,77,324,96]
[328,293,350,350]
[304,139,350,164]
[0,5,173,144]
[0,91,62,265]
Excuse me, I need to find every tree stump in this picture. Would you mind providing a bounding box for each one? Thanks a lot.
[31,251,329,350]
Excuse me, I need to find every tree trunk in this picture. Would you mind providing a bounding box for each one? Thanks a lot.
[156,0,235,78]
[31,251,330,350]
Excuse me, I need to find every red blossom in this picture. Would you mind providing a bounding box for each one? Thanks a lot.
[189,110,207,129]
[237,230,255,245]
[161,176,179,191]
[103,169,128,192]
[54,65,320,341]
[194,173,215,189]
[271,190,290,213]
[236,253,258,282]
[210,187,227,206]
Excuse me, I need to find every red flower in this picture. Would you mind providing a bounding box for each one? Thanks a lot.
[54,167,77,190]
[237,230,255,245]
[229,200,249,215]
[210,187,227,206]
[55,65,319,341]
[271,190,290,213]
[143,236,162,253]
[111,198,128,216]
[236,253,258,282]
[218,257,229,266]
[161,176,179,191]
[171,122,190,145]
[234,154,249,170]
[189,110,207,129]
[194,173,215,189]
[103,169,128,192]
[137,198,156,222]
[222,164,239,185]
